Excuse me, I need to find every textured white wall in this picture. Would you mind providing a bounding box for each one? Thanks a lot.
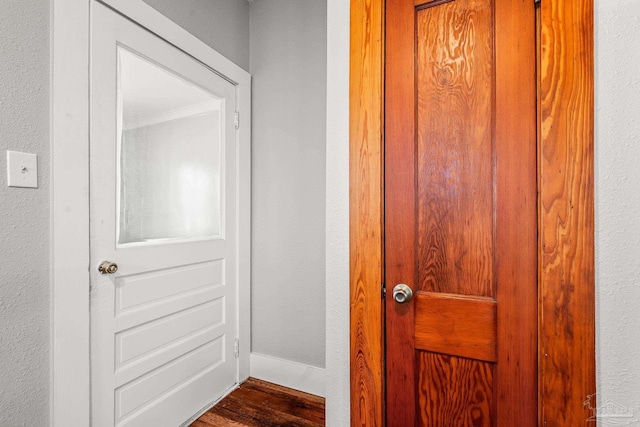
[143,0,250,71]
[250,0,327,368]
[325,0,350,423]
[0,1,50,425]
[595,0,640,419]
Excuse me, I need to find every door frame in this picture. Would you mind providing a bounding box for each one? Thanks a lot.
[349,0,595,425]
[51,1,251,425]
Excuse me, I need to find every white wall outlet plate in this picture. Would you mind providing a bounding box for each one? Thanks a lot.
[7,151,38,188]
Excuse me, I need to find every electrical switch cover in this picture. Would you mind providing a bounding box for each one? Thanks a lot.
[7,151,38,188]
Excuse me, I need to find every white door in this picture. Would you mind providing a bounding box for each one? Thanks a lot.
[90,3,239,426]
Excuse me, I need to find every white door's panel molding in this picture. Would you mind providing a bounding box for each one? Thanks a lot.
[115,338,224,421]
[115,299,224,367]
[116,261,223,311]
[249,353,326,397]
[118,358,233,427]
[115,327,225,387]
[114,260,225,330]
[115,286,225,332]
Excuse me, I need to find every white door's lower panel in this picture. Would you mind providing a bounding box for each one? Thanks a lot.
[115,298,225,368]
[116,342,234,427]
[116,338,223,420]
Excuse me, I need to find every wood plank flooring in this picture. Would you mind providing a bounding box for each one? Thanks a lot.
[191,378,325,427]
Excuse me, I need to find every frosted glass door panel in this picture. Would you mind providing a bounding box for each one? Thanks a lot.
[117,47,223,245]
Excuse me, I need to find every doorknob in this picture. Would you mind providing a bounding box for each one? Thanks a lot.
[98,261,119,275]
[392,284,413,304]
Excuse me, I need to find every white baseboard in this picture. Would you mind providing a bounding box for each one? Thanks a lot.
[249,352,325,397]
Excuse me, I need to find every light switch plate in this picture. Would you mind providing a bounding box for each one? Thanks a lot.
[7,151,38,188]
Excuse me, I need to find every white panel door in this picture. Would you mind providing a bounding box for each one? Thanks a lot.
[90,3,238,426]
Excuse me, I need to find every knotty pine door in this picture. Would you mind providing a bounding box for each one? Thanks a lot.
[385,0,537,425]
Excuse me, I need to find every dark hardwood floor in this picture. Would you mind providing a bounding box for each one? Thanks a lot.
[191,378,325,427]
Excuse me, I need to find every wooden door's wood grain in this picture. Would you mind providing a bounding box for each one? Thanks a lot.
[414,0,454,7]
[414,293,497,362]
[386,0,537,424]
[494,0,538,424]
[349,0,385,426]
[416,0,494,298]
[539,0,596,425]
[384,0,416,425]
[417,353,493,427]
[350,0,594,423]
[536,8,543,424]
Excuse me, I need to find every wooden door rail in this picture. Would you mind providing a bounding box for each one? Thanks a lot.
[414,293,497,363]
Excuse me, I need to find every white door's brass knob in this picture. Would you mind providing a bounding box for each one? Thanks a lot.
[98,261,118,275]
[393,284,413,304]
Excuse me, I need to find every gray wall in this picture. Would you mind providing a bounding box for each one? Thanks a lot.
[0,1,50,425]
[144,0,250,71]
[152,0,329,370]
[595,0,640,419]
[250,0,327,368]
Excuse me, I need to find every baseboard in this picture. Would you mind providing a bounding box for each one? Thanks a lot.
[249,352,325,397]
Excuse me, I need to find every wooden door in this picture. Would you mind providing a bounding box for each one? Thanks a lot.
[385,0,537,425]
[90,3,240,425]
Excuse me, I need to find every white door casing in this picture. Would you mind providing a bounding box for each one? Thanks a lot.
[51,1,251,426]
